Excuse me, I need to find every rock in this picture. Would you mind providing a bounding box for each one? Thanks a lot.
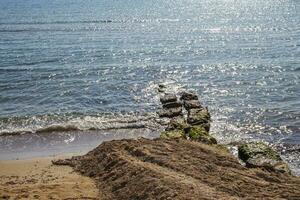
[158,84,167,93]
[160,93,177,104]
[246,155,290,174]
[52,158,73,166]
[158,107,183,118]
[238,142,290,174]
[162,101,182,109]
[158,84,166,88]
[180,91,198,101]
[185,125,217,145]
[238,142,281,162]
[160,130,185,139]
[165,116,188,131]
[183,100,202,110]
[187,108,211,125]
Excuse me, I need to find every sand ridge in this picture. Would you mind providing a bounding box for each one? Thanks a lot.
[58,138,300,200]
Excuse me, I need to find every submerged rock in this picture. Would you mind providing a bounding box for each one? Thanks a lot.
[185,125,217,145]
[238,142,290,174]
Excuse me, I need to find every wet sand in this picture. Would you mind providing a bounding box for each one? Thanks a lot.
[0,154,98,200]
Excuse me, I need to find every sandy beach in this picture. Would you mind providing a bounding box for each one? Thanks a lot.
[0,155,98,200]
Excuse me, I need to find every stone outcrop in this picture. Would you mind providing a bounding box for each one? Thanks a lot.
[157,86,290,174]
[158,92,183,118]
[157,89,215,144]
[238,142,291,174]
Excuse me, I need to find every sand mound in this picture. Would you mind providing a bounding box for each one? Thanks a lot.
[55,138,300,200]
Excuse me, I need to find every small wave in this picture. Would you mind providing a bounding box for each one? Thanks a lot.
[0,20,115,26]
[15,58,60,67]
[294,67,300,71]
[0,113,164,136]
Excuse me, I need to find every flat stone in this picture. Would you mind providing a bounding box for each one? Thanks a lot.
[165,116,187,131]
[158,107,182,118]
[238,142,291,174]
[162,101,182,109]
[160,93,177,104]
[183,100,202,110]
[238,142,281,162]
[180,91,198,101]
[187,108,211,125]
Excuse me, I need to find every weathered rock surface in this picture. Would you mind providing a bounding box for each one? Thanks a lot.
[158,84,167,93]
[158,93,183,118]
[165,116,188,131]
[158,107,182,118]
[183,100,202,110]
[159,89,215,144]
[160,93,177,104]
[187,108,211,125]
[162,101,182,109]
[238,142,290,174]
[185,125,217,144]
[55,138,300,200]
[157,88,290,176]
[180,91,198,101]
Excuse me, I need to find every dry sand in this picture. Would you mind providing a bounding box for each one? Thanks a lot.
[0,154,98,200]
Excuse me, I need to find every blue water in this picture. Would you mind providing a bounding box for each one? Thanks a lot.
[0,0,299,172]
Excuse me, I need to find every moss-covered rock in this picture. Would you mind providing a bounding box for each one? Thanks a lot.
[238,142,290,174]
[186,126,217,145]
[238,142,281,162]
[166,117,188,131]
[160,130,185,139]
[157,107,183,118]
[187,108,211,125]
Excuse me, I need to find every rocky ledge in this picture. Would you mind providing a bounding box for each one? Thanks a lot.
[53,87,300,199]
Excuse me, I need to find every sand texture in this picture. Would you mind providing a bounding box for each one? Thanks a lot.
[57,138,300,200]
[0,155,98,200]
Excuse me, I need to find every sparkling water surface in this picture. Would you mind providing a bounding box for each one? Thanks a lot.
[0,0,299,173]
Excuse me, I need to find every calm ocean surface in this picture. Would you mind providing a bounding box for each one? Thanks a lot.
[0,0,299,172]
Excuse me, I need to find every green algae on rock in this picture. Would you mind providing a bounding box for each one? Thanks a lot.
[165,117,188,131]
[186,125,217,145]
[187,108,211,125]
[238,142,281,161]
[160,130,185,139]
[238,142,290,174]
